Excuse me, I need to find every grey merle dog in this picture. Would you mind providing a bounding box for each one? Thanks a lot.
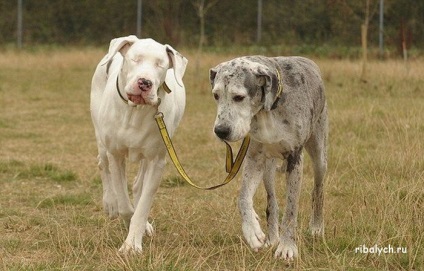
[210,56,328,260]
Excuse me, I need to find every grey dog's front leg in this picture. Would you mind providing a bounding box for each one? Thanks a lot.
[275,150,304,260]
[239,141,267,251]
[263,158,279,247]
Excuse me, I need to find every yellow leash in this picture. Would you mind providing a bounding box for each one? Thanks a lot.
[154,112,250,190]
[151,66,283,190]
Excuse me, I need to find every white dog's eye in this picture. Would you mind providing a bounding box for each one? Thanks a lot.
[233,95,245,102]
[156,61,165,68]
[213,93,219,101]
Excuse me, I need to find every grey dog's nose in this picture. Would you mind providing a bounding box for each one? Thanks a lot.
[138,78,152,91]
[214,125,231,140]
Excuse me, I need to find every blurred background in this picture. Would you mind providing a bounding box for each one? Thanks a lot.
[1,0,423,58]
[1,1,423,269]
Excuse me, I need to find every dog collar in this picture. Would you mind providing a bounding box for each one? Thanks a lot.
[116,75,128,104]
[275,68,283,97]
[270,68,283,110]
[162,81,172,94]
[115,75,171,105]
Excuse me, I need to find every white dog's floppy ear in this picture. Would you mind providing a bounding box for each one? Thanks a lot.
[165,45,188,87]
[101,35,139,65]
[254,66,282,111]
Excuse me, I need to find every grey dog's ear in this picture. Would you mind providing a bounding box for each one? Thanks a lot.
[209,66,220,88]
[253,66,281,111]
[210,63,225,88]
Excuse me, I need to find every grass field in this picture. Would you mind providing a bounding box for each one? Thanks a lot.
[0,47,423,270]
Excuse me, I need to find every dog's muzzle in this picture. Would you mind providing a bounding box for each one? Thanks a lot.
[214,124,231,140]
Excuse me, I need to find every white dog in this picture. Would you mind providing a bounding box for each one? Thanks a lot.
[90,36,187,253]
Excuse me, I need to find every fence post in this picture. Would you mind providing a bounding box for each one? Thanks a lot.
[17,0,23,49]
[256,0,262,43]
[136,0,142,37]
[379,0,384,58]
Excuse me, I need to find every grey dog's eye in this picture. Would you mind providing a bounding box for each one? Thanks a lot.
[233,95,245,102]
[213,93,219,100]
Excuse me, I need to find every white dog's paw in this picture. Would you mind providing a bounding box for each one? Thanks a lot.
[242,214,266,251]
[103,195,119,219]
[145,221,154,237]
[274,237,298,261]
[119,240,143,254]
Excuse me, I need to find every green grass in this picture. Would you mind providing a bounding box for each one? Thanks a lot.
[0,160,77,182]
[0,48,423,270]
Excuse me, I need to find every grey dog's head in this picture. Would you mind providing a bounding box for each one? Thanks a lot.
[210,57,282,142]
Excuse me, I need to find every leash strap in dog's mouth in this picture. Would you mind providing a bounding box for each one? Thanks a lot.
[154,112,250,190]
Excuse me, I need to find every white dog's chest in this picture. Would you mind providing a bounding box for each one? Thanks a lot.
[100,106,163,158]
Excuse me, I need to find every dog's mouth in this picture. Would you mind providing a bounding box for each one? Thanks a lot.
[127,94,146,105]
[127,93,160,106]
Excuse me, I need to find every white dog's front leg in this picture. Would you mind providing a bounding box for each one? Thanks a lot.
[119,155,165,254]
[239,141,266,251]
[108,152,134,222]
[132,159,154,237]
[97,148,119,219]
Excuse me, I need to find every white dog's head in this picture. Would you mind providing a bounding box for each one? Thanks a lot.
[210,57,282,142]
[102,36,187,106]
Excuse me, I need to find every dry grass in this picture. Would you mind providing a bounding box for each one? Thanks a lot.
[0,47,423,270]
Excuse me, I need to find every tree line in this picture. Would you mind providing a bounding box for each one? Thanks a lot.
[0,0,422,57]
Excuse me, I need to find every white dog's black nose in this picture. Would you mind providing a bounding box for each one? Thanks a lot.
[214,125,230,140]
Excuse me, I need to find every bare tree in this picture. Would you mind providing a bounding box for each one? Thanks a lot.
[360,0,371,82]
[193,0,219,70]
[334,0,378,82]
[17,0,23,48]
[359,0,380,81]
